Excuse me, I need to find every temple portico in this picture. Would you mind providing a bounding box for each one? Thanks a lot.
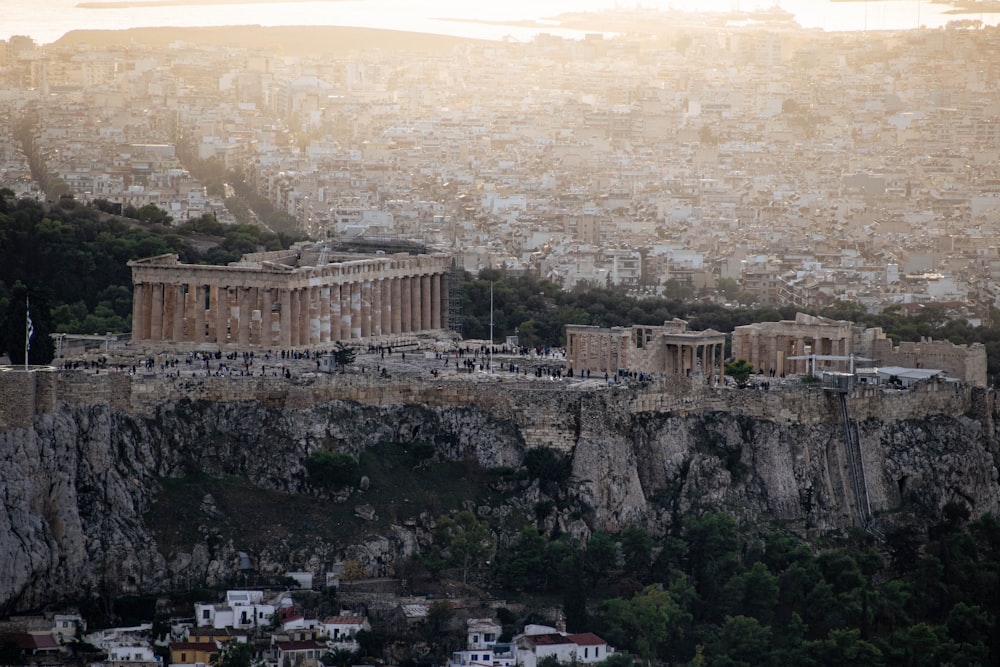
[565,319,726,384]
[129,244,452,349]
[732,313,858,376]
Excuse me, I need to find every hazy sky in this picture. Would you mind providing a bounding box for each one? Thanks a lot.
[4,0,998,43]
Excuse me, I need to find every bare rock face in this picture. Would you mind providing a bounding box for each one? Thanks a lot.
[1,384,999,612]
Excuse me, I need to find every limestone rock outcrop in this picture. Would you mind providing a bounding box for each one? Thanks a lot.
[1,373,998,612]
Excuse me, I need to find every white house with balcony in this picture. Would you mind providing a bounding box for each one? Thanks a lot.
[195,590,277,630]
[321,614,369,648]
[449,619,514,667]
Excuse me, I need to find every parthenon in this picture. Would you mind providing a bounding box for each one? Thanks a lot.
[128,243,452,348]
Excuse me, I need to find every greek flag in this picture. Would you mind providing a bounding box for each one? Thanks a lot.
[25,298,33,350]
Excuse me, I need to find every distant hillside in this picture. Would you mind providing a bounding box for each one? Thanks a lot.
[52,24,484,56]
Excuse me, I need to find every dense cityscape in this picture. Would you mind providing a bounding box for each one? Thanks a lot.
[4,6,1000,667]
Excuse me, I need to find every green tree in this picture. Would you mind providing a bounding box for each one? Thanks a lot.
[703,615,772,667]
[619,525,653,583]
[304,451,358,490]
[724,359,754,386]
[584,532,619,587]
[524,446,572,495]
[431,511,494,584]
[716,277,740,301]
[594,653,634,667]
[497,526,549,591]
[684,512,743,622]
[721,561,779,624]
[135,203,174,226]
[425,599,457,641]
[212,642,258,667]
[601,584,691,662]
[332,342,357,370]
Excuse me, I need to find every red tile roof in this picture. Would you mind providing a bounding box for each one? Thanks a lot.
[169,642,219,651]
[528,634,573,646]
[567,633,607,646]
[0,633,60,651]
[322,616,366,625]
[277,640,324,652]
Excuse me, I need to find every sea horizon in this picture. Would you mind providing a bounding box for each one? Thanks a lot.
[5,0,1000,46]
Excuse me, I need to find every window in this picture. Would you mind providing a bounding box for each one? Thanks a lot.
[473,635,479,644]
[595,647,600,657]
[484,634,495,642]
[202,609,210,619]
[584,648,589,658]
[181,653,187,662]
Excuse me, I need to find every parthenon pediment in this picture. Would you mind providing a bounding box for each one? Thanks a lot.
[128,254,180,266]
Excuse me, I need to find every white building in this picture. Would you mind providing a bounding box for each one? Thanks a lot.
[513,625,613,667]
[195,590,276,630]
[449,619,514,667]
[321,614,370,647]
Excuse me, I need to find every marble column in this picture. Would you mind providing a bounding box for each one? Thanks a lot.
[214,286,228,345]
[431,274,441,329]
[361,280,372,338]
[275,289,288,348]
[719,343,725,385]
[350,281,362,339]
[290,289,302,347]
[380,279,392,335]
[340,282,352,340]
[391,277,402,334]
[162,284,175,341]
[149,283,164,342]
[372,279,383,337]
[421,275,432,330]
[308,286,320,345]
[132,282,146,341]
[237,287,251,346]
[299,288,312,346]
[259,288,272,347]
[330,285,342,341]
[411,275,422,332]
[319,286,331,343]
[172,284,185,341]
[194,285,206,343]
[400,277,411,333]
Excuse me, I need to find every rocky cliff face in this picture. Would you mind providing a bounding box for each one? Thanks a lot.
[1,375,998,612]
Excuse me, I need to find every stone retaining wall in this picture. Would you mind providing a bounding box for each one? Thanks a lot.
[0,368,980,444]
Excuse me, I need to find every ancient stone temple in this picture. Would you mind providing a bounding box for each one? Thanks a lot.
[565,319,726,383]
[129,243,452,348]
[732,312,988,387]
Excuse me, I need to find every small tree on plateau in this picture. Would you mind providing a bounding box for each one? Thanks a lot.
[332,342,356,370]
[724,359,754,386]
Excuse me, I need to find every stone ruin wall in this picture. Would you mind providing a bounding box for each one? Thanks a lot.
[868,337,988,387]
[0,370,980,450]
